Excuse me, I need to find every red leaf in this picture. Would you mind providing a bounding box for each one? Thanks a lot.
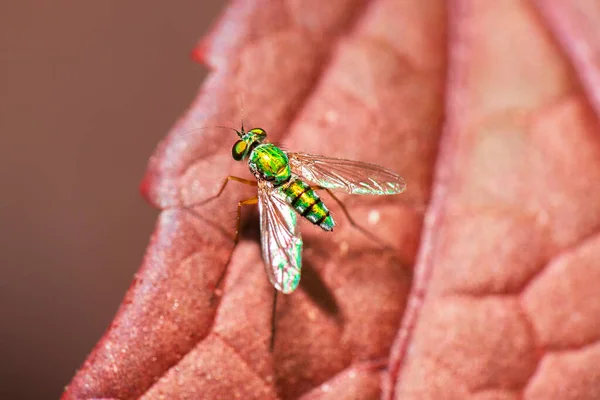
[63,0,600,399]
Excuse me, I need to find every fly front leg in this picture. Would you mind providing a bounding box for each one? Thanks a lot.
[180,175,257,244]
[210,195,259,303]
[314,186,396,251]
[189,175,257,208]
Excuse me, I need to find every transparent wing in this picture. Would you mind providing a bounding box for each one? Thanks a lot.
[258,182,303,294]
[288,152,406,195]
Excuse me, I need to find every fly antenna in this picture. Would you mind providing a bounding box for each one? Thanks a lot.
[215,125,242,137]
[239,93,245,134]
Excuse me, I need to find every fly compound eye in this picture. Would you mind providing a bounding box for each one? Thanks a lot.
[250,128,267,141]
[232,140,248,160]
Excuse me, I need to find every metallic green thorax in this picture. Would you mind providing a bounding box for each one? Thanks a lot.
[248,144,291,186]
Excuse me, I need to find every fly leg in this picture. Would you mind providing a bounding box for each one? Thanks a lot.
[209,195,258,304]
[270,288,278,352]
[182,175,257,242]
[186,175,257,208]
[314,187,396,251]
[181,175,258,304]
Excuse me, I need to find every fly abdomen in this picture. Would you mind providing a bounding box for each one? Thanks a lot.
[284,178,335,231]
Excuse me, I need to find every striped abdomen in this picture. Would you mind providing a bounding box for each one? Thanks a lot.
[283,178,335,231]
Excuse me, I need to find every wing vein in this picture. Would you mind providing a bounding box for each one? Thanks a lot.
[287,152,406,195]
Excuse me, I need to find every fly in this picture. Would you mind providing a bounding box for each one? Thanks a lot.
[198,123,406,294]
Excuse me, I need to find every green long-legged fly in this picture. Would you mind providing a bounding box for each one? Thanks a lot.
[200,123,406,296]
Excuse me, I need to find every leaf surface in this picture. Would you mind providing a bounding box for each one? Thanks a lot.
[62,0,600,399]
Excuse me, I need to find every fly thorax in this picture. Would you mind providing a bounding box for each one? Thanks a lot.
[248,143,291,186]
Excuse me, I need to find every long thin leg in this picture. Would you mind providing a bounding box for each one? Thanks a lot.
[183,175,257,242]
[317,187,396,251]
[270,288,278,352]
[210,196,258,303]
[188,175,257,208]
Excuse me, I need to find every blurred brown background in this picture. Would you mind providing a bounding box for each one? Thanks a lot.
[0,1,225,398]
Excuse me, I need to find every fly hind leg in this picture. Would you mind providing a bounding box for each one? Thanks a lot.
[315,187,397,251]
